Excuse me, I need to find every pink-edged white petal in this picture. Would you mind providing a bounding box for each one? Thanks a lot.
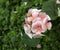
[32,20,42,33]
[24,24,33,39]
[46,15,51,20]
[46,22,52,30]
[31,9,41,17]
[32,12,39,17]
[41,24,47,32]
[24,24,30,30]
[32,9,40,13]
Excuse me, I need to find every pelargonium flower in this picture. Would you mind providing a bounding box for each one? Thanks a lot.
[24,9,52,39]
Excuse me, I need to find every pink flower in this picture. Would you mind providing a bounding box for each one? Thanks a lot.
[24,9,52,39]
[31,12,52,38]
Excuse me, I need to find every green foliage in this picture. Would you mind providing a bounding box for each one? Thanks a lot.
[22,34,40,47]
[42,0,58,20]
[1,0,60,50]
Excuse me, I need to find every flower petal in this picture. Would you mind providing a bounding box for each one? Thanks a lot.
[46,22,52,30]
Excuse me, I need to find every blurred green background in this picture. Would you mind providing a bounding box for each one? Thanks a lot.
[1,0,60,50]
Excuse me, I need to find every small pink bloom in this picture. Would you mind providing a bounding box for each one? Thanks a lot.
[24,9,52,39]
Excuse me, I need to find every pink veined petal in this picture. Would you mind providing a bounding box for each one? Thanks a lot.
[32,9,40,13]
[24,24,31,32]
[32,12,39,17]
[42,17,48,24]
[24,24,31,35]
[32,20,43,33]
[42,15,51,24]
[39,12,51,21]
[27,9,41,17]
[32,20,42,27]
[46,22,52,30]
[31,9,41,17]
[41,24,47,32]
[39,12,46,20]
[24,24,33,39]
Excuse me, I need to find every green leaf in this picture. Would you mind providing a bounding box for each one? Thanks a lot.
[22,34,40,47]
[42,0,58,20]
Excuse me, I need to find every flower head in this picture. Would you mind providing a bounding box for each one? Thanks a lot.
[24,9,52,39]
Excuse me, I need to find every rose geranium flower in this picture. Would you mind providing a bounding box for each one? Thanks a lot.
[24,9,52,39]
